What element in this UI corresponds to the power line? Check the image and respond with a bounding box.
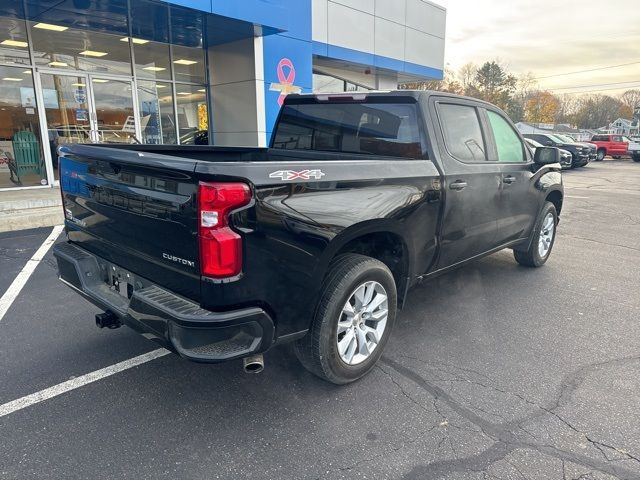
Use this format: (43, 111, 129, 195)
(548, 80, 640, 92)
(534, 61, 640, 80)
(558, 83, 640, 95)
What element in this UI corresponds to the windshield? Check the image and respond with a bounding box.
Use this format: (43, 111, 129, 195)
(546, 134, 566, 144)
(554, 134, 575, 143)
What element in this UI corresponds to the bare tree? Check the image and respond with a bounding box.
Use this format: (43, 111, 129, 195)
(620, 90, 640, 118)
(399, 67, 462, 94)
(459, 62, 478, 94)
(573, 95, 624, 129)
(555, 94, 577, 125)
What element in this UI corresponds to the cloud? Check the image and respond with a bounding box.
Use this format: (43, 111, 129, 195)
(436, 0, 640, 94)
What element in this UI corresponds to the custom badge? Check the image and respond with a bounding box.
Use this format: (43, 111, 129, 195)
(269, 169, 326, 181)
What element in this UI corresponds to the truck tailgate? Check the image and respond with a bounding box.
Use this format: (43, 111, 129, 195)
(59, 144, 202, 301)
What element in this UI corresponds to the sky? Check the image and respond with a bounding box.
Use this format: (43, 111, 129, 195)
(434, 0, 640, 96)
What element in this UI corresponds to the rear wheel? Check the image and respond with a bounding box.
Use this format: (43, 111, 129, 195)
(294, 254, 397, 384)
(514, 202, 557, 268)
(596, 149, 606, 161)
(633, 154, 640, 163)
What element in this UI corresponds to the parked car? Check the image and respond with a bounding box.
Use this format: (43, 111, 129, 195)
(523, 133, 590, 167)
(553, 134, 597, 162)
(590, 134, 630, 160)
(525, 138, 571, 169)
(628, 137, 640, 162)
(53, 91, 563, 384)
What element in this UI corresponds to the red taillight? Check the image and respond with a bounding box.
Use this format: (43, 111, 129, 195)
(198, 182, 251, 278)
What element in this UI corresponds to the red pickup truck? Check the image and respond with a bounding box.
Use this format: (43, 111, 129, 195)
(590, 134, 630, 160)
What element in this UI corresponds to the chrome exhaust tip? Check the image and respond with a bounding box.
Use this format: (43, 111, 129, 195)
(243, 354, 264, 374)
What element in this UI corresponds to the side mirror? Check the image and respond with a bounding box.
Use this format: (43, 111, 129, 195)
(534, 146, 560, 165)
(545, 141, 554, 146)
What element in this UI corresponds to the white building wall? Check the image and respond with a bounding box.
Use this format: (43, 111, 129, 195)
(208, 37, 267, 147)
(312, 0, 446, 71)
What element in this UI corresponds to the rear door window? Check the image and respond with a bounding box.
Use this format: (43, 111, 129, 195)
(271, 100, 424, 158)
(437, 103, 487, 162)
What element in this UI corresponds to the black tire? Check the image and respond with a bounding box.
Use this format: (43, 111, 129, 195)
(633, 155, 640, 163)
(294, 254, 397, 384)
(514, 202, 558, 268)
(596, 149, 606, 161)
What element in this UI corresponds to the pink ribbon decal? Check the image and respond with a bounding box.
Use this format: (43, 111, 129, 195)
(277, 58, 295, 85)
(271, 57, 301, 106)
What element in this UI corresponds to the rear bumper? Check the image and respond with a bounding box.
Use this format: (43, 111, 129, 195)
(53, 242, 274, 363)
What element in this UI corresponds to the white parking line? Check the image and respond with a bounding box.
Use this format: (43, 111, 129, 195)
(565, 195, 589, 199)
(0, 348, 170, 418)
(0, 225, 64, 323)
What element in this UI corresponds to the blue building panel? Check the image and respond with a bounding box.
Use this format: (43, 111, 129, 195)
(159, 0, 310, 40)
(262, 33, 313, 139)
(403, 62, 444, 80)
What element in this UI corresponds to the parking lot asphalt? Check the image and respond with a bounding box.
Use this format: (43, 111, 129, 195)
(1, 159, 639, 480)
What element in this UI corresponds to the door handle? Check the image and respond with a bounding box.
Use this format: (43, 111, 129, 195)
(503, 176, 517, 184)
(449, 180, 467, 191)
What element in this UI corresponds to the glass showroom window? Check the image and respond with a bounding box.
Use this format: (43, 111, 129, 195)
(0, 14, 30, 66)
(176, 85, 207, 144)
(172, 44, 206, 84)
(137, 80, 177, 144)
(0, 66, 47, 188)
(132, 40, 171, 81)
(30, 23, 131, 76)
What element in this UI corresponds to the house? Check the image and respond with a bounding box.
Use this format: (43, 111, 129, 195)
(603, 118, 640, 136)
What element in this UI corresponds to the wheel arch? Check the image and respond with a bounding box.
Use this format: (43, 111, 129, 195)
(318, 221, 413, 308)
(545, 189, 563, 216)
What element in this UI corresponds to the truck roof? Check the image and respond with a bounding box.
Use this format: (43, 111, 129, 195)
(284, 89, 501, 109)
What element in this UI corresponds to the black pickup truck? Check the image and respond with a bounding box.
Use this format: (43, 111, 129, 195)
(53, 91, 563, 384)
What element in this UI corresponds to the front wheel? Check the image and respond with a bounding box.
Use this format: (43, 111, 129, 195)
(632, 155, 640, 163)
(514, 202, 558, 268)
(596, 149, 606, 161)
(294, 254, 397, 384)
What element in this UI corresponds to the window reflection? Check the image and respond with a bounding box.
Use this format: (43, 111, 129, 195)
(134, 41, 171, 80)
(0, 66, 47, 188)
(176, 86, 208, 144)
(137, 80, 177, 144)
(172, 45, 205, 84)
(31, 24, 132, 75)
(0, 15, 30, 65)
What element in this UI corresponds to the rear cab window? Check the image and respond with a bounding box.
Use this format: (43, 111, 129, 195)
(271, 97, 425, 159)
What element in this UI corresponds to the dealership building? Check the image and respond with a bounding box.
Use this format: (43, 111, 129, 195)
(0, 0, 445, 192)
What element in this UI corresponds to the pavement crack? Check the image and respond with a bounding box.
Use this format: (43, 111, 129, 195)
(376, 364, 439, 419)
(381, 355, 640, 480)
(562, 234, 640, 253)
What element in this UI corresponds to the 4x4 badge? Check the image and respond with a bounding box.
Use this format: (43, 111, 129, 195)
(269, 169, 325, 181)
